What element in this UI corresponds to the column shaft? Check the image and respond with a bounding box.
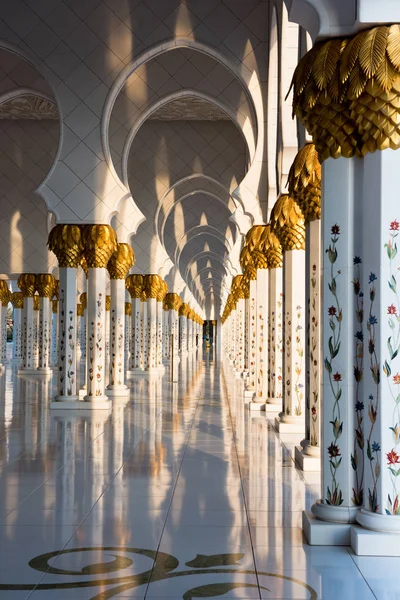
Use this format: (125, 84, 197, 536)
(276, 250, 306, 431)
(55, 268, 78, 400)
(84, 268, 109, 404)
(267, 268, 283, 407)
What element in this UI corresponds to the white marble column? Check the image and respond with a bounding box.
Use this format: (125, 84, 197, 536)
(228, 305, 236, 364)
(1, 299, 8, 365)
(17, 274, 36, 373)
(0, 281, 10, 367)
(296, 218, 322, 469)
(124, 302, 131, 375)
(187, 315, 193, 354)
(105, 295, 111, 386)
(156, 295, 164, 372)
(270, 195, 306, 433)
(170, 308, 180, 382)
(244, 278, 257, 398)
(105, 242, 135, 397)
(276, 250, 306, 432)
(51, 299, 58, 367)
(143, 275, 162, 376)
(54, 267, 79, 401)
(33, 296, 40, 369)
(107, 279, 129, 397)
(140, 298, 148, 371)
(353, 149, 400, 552)
(164, 294, 181, 382)
(179, 303, 189, 356)
(77, 304, 86, 364)
(84, 268, 109, 405)
(251, 268, 269, 410)
(131, 297, 142, 372)
(11, 292, 23, 366)
(305, 158, 362, 542)
(266, 267, 284, 411)
(125, 274, 144, 377)
(36, 274, 56, 375)
(146, 297, 158, 373)
(37, 297, 53, 374)
(235, 296, 246, 377)
(81, 224, 117, 407)
(163, 306, 170, 362)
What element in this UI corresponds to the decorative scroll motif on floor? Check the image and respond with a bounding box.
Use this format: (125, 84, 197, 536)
(0, 547, 318, 600)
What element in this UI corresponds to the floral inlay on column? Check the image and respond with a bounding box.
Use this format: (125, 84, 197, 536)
(270, 195, 306, 426)
(325, 224, 344, 506)
(107, 243, 134, 392)
(352, 256, 364, 506)
(294, 305, 304, 415)
(310, 266, 319, 444)
(17, 274, 37, 371)
(81, 224, 117, 402)
(384, 220, 400, 514)
(364, 271, 380, 512)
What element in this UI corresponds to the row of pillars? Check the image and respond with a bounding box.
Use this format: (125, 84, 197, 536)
(222, 137, 400, 554)
(1, 224, 204, 409)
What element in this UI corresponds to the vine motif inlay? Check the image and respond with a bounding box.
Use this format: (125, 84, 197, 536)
(325, 224, 344, 506)
(383, 220, 400, 514)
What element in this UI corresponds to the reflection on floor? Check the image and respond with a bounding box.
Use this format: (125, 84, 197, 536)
(0, 344, 390, 599)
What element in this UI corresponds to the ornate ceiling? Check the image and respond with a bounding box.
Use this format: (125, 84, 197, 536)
(0, 94, 58, 120)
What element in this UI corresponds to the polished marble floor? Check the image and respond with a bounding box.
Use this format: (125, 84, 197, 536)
(0, 344, 395, 599)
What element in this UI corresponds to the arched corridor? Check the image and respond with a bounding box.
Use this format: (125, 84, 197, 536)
(1, 0, 400, 597)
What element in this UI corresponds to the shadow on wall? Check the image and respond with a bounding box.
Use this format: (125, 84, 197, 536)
(0, 48, 60, 278)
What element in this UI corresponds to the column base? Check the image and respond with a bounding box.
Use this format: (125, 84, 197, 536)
(82, 395, 111, 409)
(10, 358, 22, 367)
(36, 367, 53, 377)
(106, 385, 130, 398)
(243, 388, 255, 400)
(312, 499, 359, 523)
(18, 368, 40, 376)
(265, 399, 282, 413)
(51, 395, 81, 409)
(303, 510, 352, 546)
(356, 507, 400, 533)
(275, 415, 305, 434)
(138, 368, 161, 378)
(126, 368, 144, 378)
(295, 446, 320, 471)
(351, 523, 400, 556)
(249, 400, 266, 411)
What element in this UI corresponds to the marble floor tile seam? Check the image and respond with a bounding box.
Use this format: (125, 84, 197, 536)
(20, 448, 168, 595)
(220, 371, 264, 599)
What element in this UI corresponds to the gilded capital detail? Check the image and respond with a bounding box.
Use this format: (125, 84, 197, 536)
(17, 274, 36, 297)
(107, 243, 135, 280)
(80, 292, 87, 309)
(270, 194, 306, 252)
(11, 291, 24, 309)
(126, 274, 144, 299)
(81, 225, 117, 269)
(163, 293, 183, 312)
(0, 281, 10, 306)
(35, 273, 56, 299)
(291, 24, 400, 160)
(287, 142, 321, 224)
(48, 224, 83, 268)
(143, 274, 162, 300)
